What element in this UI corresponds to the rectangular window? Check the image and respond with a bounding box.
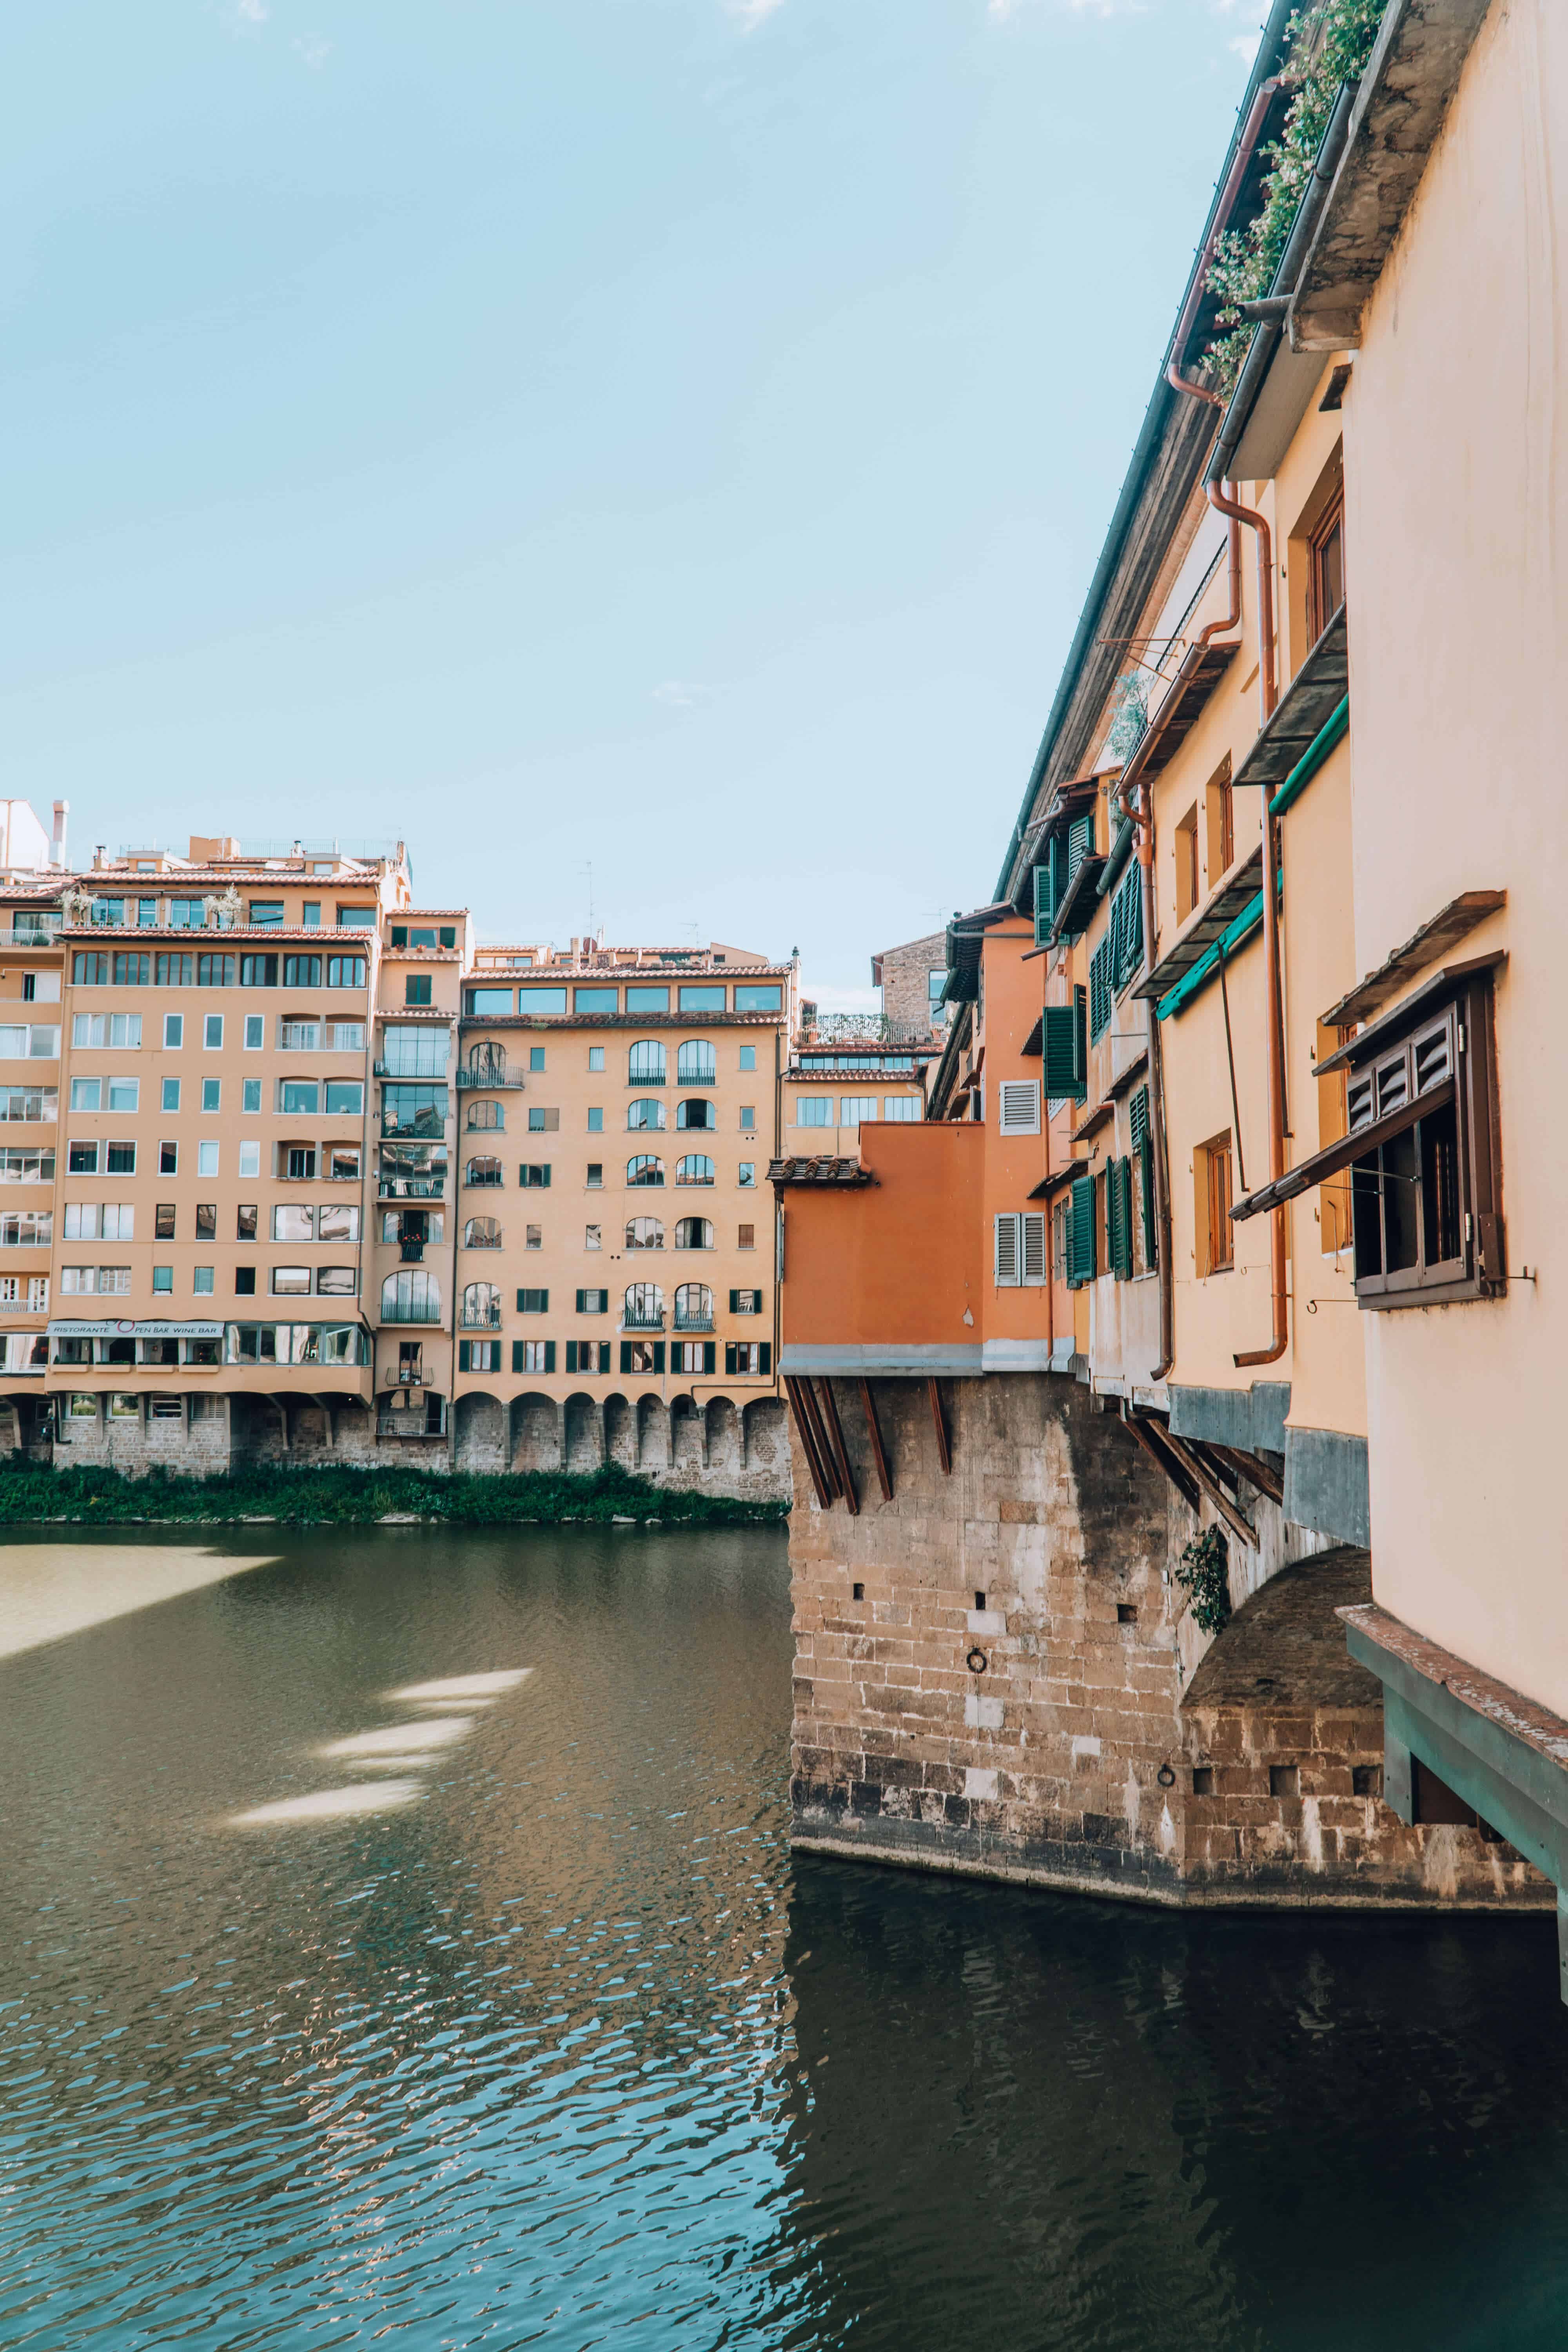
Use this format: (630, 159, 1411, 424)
(301, 903, 321, 929)
(196, 954, 235, 988)
(585, 1224, 601, 1249)
(526, 1224, 542, 1249)
(163, 1013, 183, 1049)
(1205, 754, 1234, 880)
(795, 1098, 833, 1127)
(195, 1203, 218, 1240)
(459, 1338, 503, 1373)
(106, 1078, 138, 1112)
(327, 956, 367, 988)
(160, 1140, 177, 1174)
(1198, 1134, 1234, 1275)
(204, 1014, 223, 1050)
(235, 1140, 259, 1180)
(739, 1163, 755, 1187)
(529, 1047, 546, 1072)
(620, 1339, 665, 1374)
(71, 1013, 141, 1049)
(68, 1140, 98, 1174)
(575, 1288, 609, 1314)
(517, 1287, 549, 1312)
(328, 1145, 360, 1180)
(283, 955, 322, 988)
(318, 1203, 359, 1242)
(234, 1266, 256, 1295)
(316, 1267, 357, 1296)
(738, 1223, 755, 1249)
(156, 1203, 176, 1240)
(625, 986, 669, 1013)
(586, 1163, 602, 1187)
(1176, 805, 1200, 923)
(512, 1339, 556, 1374)
(324, 1080, 363, 1115)
(70, 1078, 102, 1113)
(1067, 1174, 1096, 1288)
(198, 1141, 220, 1177)
(523, 1163, 552, 1187)
(465, 988, 514, 1016)
(248, 901, 284, 927)
(244, 1015, 264, 1049)
(237, 1205, 258, 1239)
(273, 1204, 314, 1241)
(587, 1106, 604, 1132)
(998, 1081, 1041, 1137)
(739, 1105, 755, 1132)
(161, 1077, 180, 1112)
(517, 989, 568, 1015)
(588, 1046, 605, 1072)
(881, 1096, 920, 1121)
(679, 985, 726, 1012)
(1308, 483, 1346, 644)
(574, 987, 619, 1013)
(193, 1266, 215, 1295)
(271, 1267, 311, 1296)
(73, 955, 109, 987)
(152, 1265, 172, 1294)
(240, 954, 278, 989)
(201, 1078, 221, 1112)
(154, 951, 194, 985)
(405, 975, 432, 1007)
(239, 1078, 261, 1115)
(724, 1341, 771, 1376)
(527, 1107, 560, 1132)
(281, 1080, 319, 1115)
(565, 1340, 611, 1374)
(728, 1287, 764, 1314)
(287, 1147, 317, 1180)
(336, 906, 377, 928)
(106, 1140, 135, 1174)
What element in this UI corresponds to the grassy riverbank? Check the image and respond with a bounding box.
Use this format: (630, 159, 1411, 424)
(0, 1459, 789, 1528)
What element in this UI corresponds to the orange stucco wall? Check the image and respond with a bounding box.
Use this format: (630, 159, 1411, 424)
(779, 1123, 983, 1350)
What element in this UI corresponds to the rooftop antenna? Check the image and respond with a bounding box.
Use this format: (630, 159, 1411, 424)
(578, 858, 595, 936)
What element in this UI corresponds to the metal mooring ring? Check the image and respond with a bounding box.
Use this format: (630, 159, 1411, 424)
(1157, 1764, 1177, 1788)
(966, 1648, 988, 1675)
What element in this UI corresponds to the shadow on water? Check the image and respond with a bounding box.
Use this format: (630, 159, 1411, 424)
(0, 1524, 1565, 2351)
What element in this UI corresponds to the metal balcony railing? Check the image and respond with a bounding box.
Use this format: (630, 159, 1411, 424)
(380, 1304, 443, 1326)
(673, 1310, 714, 1332)
(375, 1057, 449, 1080)
(0, 924, 62, 949)
(457, 1052, 524, 1089)
(622, 1308, 666, 1331)
(378, 1407, 448, 1438)
(0, 1298, 47, 1314)
(391, 1368, 432, 1386)
(378, 1177, 445, 1198)
(399, 1239, 425, 1262)
(459, 1307, 502, 1330)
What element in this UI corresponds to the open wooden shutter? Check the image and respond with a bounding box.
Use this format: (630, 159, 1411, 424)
(1067, 811, 1096, 879)
(759, 1343, 772, 1375)
(1042, 987, 1088, 1103)
(1033, 859, 1054, 946)
(995, 1212, 1020, 1286)
(544, 1341, 556, 1373)
(1021, 1210, 1047, 1285)
(1109, 1157, 1133, 1278)
(1069, 1174, 1096, 1286)
(703, 1341, 717, 1374)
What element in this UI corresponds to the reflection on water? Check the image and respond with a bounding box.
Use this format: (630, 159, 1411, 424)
(2, 1524, 1567, 2351)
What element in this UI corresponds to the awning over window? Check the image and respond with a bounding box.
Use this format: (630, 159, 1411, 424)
(1229, 1075, 1454, 1223)
(1318, 951, 1506, 1074)
(1230, 608, 1347, 795)
(1132, 844, 1262, 1003)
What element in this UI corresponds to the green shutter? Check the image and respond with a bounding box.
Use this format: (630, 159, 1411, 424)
(728, 1289, 740, 1312)
(1106, 1156, 1123, 1279)
(1110, 1156, 1134, 1279)
(1089, 940, 1112, 1040)
(1043, 1000, 1087, 1102)
(575, 1288, 586, 1312)
(544, 1341, 556, 1374)
(458, 1340, 470, 1372)
(512, 1341, 525, 1373)
(760, 1343, 772, 1375)
(620, 1341, 632, 1374)
(704, 1341, 717, 1374)
(724, 1343, 737, 1374)
(1033, 860, 1055, 945)
(1140, 1139, 1157, 1268)
(653, 1342, 666, 1373)
(1069, 1174, 1096, 1286)
(1067, 810, 1095, 879)
(1129, 1083, 1149, 1154)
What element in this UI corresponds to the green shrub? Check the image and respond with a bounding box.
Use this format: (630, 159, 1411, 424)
(0, 1456, 788, 1528)
(1174, 1524, 1233, 1637)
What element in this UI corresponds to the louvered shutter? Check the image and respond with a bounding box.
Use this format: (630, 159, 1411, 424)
(1069, 1175, 1096, 1286)
(512, 1341, 525, 1373)
(1021, 1211, 1047, 1286)
(575, 1288, 586, 1312)
(1042, 987, 1088, 1103)
(1110, 1156, 1134, 1279)
(1129, 1084, 1149, 1154)
(999, 1080, 1040, 1135)
(1033, 861, 1054, 946)
(544, 1342, 556, 1373)
(458, 1341, 471, 1372)
(1090, 939, 1112, 1040)
(565, 1341, 578, 1374)
(703, 1341, 717, 1374)
(995, 1212, 1020, 1286)
(1067, 811, 1095, 879)
(759, 1343, 772, 1374)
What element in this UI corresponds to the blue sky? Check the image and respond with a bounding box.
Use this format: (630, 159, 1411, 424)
(1, 1, 1265, 999)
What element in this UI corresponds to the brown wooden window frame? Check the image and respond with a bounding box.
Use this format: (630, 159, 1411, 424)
(1307, 485, 1346, 647)
(1198, 1132, 1234, 1275)
(1346, 976, 1503, 1309)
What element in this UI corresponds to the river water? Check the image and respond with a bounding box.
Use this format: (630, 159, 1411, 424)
(2, 1524, 1567, 2352)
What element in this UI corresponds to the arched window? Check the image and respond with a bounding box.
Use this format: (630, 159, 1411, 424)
(463, 1216, 502, 1249)
(461, 1280, 502, 1328)
(627, 1154, 664, 1187)
(624, 1281, 664, 1329)
(381, 1269, 441, 1323)
(675, 1155, 714, 1186)
(674, 1282, 713, 1330)
(625, 1216, 664, 1250)
(676, 1098, 715, 1131)
(675, 1218, 714, 1250)
(627, 1098, 666, 1131)
(628, 1040, 666, 1085)
(466, 1099, 504, 1130)
(677, 1040, 716, 1085)
(467, 1042, 510, 1087)
(465, 1154, 503, 1187)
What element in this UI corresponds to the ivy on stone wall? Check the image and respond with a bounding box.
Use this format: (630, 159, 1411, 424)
(1175, 1524, 1233, 1637)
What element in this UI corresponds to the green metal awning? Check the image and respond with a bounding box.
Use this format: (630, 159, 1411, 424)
(1132, 844, 1261, 1003)
(1232, 606, 1347, 793)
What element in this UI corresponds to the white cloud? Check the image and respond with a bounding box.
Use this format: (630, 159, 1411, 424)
(293, 32, 332, 67)
(724, 0, 787, 27)
(230, 0, 269, 27)
(988, 0, 1145, 17)
(653, 681, 718, 710)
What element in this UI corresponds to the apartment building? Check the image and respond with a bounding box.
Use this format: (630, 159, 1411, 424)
(43, 838, 408, 1468)
(443, 939, 795, 1493)
(773, 0, 1560, 1947)
(780, 1029, 930, 1164)
(0, 882, 67, 1454)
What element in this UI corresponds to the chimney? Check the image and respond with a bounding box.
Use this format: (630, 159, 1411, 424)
(93, 844, 105, 871)
(52, 800, 68, 869)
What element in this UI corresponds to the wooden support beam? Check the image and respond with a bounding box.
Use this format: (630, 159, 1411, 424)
(1205, 1439, 1285, 1506)
(1119, 1408, 1201, 1513)
(928, 1378, 951, 1476)
(1157, 1425, 1256, 1547)
(784, 1377, 833, 1510)
(860, 1378, 893, 1502)
(798, 1376, 841, 1501)
(818, 1378, 860, 1516)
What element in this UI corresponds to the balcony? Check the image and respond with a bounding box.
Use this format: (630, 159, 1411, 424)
(391, 1368, 432, 1386)
(399, 1239, 425, 1262)
(622, 1309, 666, 1332)
(375, 1056, 448, 1080)
(378, 1177, 445, 1199)
(0, 1297, 47, 1314)
(457, 1054, 525, 1090)
(380, 1303, 443, 1326)
(458, 1308, 502, 1330)
(0, 923, 61, 949)
(673, 1310, 714, 1332)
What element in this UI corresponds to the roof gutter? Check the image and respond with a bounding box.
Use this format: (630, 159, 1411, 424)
(1205, 78, 1361, 489)
(989, 0, 1303, 908)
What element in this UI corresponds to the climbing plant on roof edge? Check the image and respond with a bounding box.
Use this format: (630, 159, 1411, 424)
(1202, 0, 1387, 394)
